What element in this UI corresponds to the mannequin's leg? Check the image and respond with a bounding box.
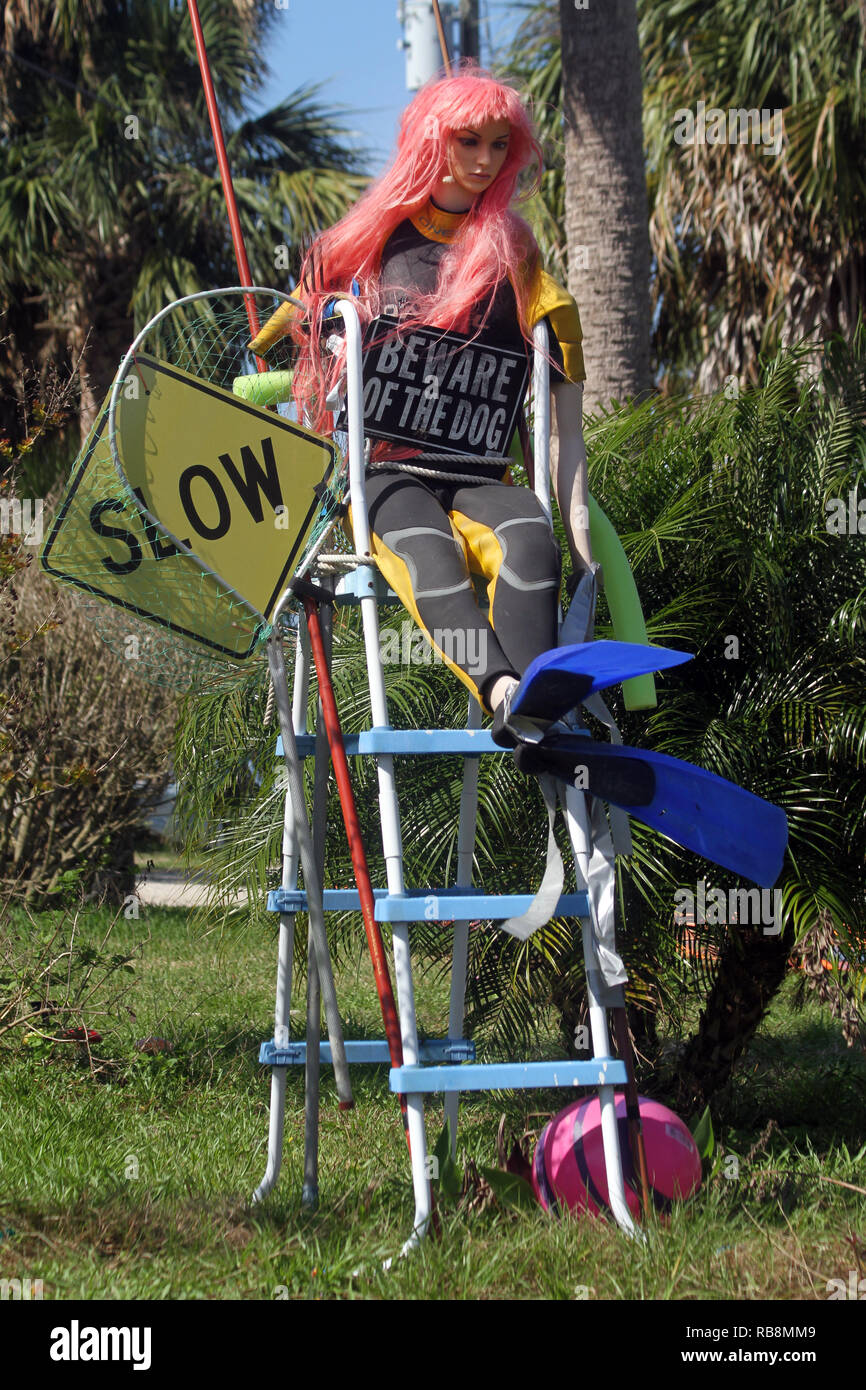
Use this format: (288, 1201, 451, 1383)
(449, 482, 562, 678)
(362, 471, 518, 709)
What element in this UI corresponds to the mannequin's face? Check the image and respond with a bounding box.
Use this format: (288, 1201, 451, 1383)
(432, 118, 511, 210)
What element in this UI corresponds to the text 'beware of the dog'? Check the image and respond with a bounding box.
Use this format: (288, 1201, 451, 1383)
(349, 317, 528, 458)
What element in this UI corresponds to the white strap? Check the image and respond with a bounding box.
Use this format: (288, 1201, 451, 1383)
(496, 562, 634, 944)
(581, 690, 633, 857)
(498, 773, 564, 941)
(562, 781, 629, 997)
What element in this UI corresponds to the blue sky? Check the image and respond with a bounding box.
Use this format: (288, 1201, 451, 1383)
(252, 1, 522, 173)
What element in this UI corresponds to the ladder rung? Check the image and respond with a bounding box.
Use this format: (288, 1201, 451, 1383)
(278, 734, 315, 757)
(377, 889, 590, 922)
(259, 1037, 476, 1066)
(389, 1059, 628, 1093)
(267, 886, 590, 920)
(275, 727, 504, 758)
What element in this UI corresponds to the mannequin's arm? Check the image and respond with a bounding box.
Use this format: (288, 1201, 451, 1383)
(551, 379, 592, 572)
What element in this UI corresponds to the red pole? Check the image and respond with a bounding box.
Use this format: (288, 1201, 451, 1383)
(186, 0, 263, 356)
(432, 0, 453, 75)
(303, 597, 404, 1071)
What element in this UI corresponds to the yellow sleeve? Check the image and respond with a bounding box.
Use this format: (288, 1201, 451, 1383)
(524, 264, 586, 385)
(248, 289, 308, 356)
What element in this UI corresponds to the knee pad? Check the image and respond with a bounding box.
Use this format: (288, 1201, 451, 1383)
(378, 524, 474, 601)
(493, 515, 561, 593)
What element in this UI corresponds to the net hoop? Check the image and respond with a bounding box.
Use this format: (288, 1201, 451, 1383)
(107, 286, 305, 630)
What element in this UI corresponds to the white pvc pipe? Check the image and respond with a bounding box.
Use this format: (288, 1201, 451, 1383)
(444, 696, 482, 1154)
(563, 783, 636, 1238)
(338, 300, 432, 1247)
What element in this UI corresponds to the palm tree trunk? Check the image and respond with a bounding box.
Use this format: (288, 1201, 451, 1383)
(65, 253, 135, 442)
(673, 923, 794, 1109)
(558, 0, 653, 412)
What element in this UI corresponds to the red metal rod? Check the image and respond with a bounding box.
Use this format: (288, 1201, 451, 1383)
(302, 599, 404, 1069)
(305, 596, 429, 1195)
(186, 0, 263, 355)
(432, 0, 453, 75)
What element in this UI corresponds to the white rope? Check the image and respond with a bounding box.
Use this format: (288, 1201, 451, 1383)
(314, 552, 372, 572)
(367, 455, 511, 485)
(263, 678, 276, 727)
(410, 453, 511, 464)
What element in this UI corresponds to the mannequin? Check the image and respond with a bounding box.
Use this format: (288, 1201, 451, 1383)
(251, 67, 593, 741)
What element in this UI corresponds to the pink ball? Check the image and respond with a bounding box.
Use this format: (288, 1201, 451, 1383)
(531, 1094, 701, 1218)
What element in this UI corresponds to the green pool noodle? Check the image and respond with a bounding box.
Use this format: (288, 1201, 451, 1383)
(232, 370, 294, 408)
(508, 430, 656, 709)
(588, 494, 656, 710)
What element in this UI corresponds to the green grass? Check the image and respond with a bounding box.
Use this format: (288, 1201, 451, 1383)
(0, 906, 864, 1300)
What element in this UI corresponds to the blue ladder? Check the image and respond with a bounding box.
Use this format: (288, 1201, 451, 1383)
(258, 684, 632, 1236)
(252, 311, 637, 1245)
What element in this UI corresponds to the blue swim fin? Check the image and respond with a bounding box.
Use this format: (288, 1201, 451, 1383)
(515, 737, 788, 888)
(507, 641, 692, 724)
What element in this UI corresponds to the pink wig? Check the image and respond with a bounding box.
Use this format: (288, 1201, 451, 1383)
(292, 65, 544, 432)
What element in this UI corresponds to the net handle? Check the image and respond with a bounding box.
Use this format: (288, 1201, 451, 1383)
(106, 286, 302, 630)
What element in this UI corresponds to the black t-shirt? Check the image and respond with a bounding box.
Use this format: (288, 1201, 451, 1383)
(378, 219, 564, 379)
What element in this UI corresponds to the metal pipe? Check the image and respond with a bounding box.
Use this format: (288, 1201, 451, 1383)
(432, 0, 453, 74)
(562, 783, 636, 1238)
(339, 299, 433, 1247)
(252, 625, 307, 1204)
(267, 632, 353, 1109)
(532, 323, 552, 520)
(444, 695, 482, 1155)
(303, 585, 334, 1209)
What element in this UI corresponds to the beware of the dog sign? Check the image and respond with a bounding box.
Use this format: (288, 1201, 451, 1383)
(342, 316, 528, 458)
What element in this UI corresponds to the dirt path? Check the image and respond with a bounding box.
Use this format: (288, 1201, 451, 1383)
(135, 871, 249, 909)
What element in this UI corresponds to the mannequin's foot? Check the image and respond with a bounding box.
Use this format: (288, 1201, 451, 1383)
(491, 680, 569, 749)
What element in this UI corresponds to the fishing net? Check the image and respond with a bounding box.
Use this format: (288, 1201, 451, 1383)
(40, 287, 348, 690)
